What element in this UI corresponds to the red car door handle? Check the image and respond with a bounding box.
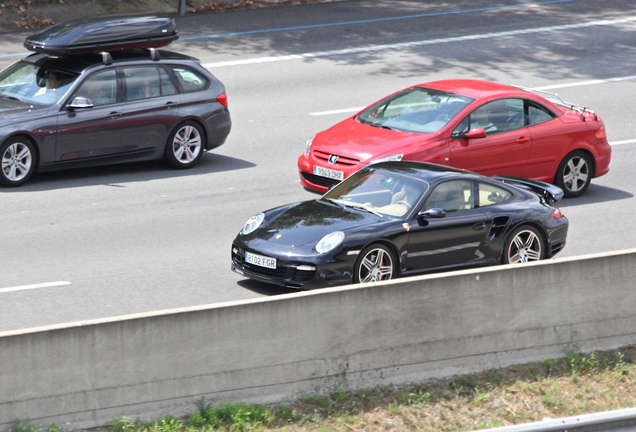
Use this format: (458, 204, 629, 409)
(516, 137, 530, 144)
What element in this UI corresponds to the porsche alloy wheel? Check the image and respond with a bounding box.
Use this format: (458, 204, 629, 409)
(165, 121, 204, 169)
(503, 225, 545, 264)
(556, 150, 592, 198)
(0, 138, 36, 187)
(354, 244, 396, 283)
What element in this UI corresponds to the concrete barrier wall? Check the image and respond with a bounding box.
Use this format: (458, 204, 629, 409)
(2, 249, 636, 429)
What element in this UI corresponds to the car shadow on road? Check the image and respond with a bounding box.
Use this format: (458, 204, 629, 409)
(0, 153, 256, 192)
(236, 279, 302, 296)
(557, 184, 634, 208)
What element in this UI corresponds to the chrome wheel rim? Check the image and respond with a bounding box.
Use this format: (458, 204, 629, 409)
(508, 230, 542, 263)
(358, 248, 393, 283)
(172, 125, 201, 164)
(562, 156, 589, 193)
(2, 142, 32, 182)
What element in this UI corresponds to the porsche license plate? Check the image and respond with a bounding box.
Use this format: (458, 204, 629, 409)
(313, 165, 344, 181)
(245, 251, 276, 269)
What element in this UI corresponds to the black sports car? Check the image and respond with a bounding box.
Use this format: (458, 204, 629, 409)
(231, 161, 569, 290)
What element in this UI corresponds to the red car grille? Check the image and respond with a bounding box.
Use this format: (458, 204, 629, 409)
(301, 171, 341, 188)
(313, 150, 360, 167)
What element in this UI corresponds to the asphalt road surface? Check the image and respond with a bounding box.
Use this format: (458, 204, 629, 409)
(1, 0, 635, 332)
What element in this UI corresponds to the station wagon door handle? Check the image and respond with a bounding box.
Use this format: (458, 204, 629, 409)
(472, 222, 486, 231)
(516, 136, 530, 144)
(109, 111, 123, 119)
(165, 102, 177, 109)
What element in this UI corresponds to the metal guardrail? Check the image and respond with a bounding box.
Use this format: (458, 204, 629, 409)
(477, 408, 636, 432)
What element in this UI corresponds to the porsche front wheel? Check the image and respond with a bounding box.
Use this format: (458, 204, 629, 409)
(354, 244, 397, 283)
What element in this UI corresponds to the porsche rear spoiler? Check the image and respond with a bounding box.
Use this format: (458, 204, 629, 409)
(511, 84, 598, 121)
(492, 176, 564, 203)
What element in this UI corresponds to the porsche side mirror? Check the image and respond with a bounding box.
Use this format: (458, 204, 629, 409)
(418, 208, 446, 219)
(67, 96, 93, 110)
(465, 128, 487, 139)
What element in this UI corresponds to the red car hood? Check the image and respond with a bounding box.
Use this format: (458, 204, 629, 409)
(313, 117, 438, 162)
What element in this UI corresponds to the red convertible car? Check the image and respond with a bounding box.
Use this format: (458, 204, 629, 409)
(297, 80, 611, 198)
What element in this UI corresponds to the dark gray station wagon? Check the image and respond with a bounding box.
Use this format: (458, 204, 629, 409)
(0, 16, 231, 186)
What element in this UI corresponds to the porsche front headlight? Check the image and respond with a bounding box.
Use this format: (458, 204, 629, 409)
(241, 213, 264, 235)
(316, 231, 344, 254)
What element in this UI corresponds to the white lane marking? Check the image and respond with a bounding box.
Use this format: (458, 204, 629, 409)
(309, 107, 364, 116)
(202, 16, 636, 68)
(610, 139, 636, 146)
(0, 281, 71, 294)
(536, 75, 636, 90)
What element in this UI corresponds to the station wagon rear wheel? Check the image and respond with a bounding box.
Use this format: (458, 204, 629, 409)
(503, 225, 545, 264)
(354, 244, 397, 284)
(0, 137, 36, 187)
(555, 150, 592, 198)
(165, 121, 204, 169)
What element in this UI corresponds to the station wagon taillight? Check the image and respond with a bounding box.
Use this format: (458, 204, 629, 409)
(217, 92, 228, 107)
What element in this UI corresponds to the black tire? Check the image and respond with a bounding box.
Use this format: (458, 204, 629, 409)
(0, 137, 36, 187)
(353, 243, 397, 284)
(502, 225, 545, 264)
(164, 121, 205, 169)
(555, 150, 592, 198)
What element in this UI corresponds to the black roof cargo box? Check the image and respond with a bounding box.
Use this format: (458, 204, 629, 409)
(24, 15, 179, 56)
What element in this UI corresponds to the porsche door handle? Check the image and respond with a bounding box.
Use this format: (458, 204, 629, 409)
(472, 222, 486, 231)
(516, 137, 530, 144)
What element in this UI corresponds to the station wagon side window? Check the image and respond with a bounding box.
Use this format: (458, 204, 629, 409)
(476, 182, 512, 207)
(75, 69, 117, 106)
(527, 101, 556, 126)
(170, 67, 208, 92)
(123, 67, 165, 101)
(425, 180, 475, 213)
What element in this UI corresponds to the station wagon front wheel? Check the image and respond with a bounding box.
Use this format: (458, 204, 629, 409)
(165, 121, 204, 169)
(0, 137, 36, 187)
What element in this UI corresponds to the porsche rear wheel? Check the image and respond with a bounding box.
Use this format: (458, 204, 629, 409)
(354, 244, 397, 283)
(555, 150, 592, 198)
(503, 225, 545, 264)
(0, 137, 36, 187)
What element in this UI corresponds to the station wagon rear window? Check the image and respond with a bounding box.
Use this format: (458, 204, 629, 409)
(170, 67, 208, 92)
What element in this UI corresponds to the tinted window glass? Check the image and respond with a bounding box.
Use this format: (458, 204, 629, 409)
(356, 87, 474, 134)
(462, 99, 525, 135)
(171, 67, 208, 92)
(124, 67, 161, 101)
(477, 183, 512, 207)
(75, 70, 117, 106)
(159, 68, 177, 96)
(0, 61, 79, 106)
(425, 181, 475, 213)
(528, 103, 556, 126)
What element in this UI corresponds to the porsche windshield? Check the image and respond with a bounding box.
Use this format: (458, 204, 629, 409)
(323, 168, 429, 218)
(356, 87, 474, 133)
(0, 61, 79, 106)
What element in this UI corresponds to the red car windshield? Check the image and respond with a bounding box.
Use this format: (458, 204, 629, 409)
(356, 87, 474, 134)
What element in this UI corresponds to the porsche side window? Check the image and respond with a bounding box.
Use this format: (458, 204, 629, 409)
(528, 103, 556, 126)
(75, 70, 117, 106)
(425, 180, 475, 213)
(171, 67, 208, 92)
(477, 183, 512, 207)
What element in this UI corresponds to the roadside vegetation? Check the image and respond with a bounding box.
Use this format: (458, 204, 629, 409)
(8, 344, 636, 432)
